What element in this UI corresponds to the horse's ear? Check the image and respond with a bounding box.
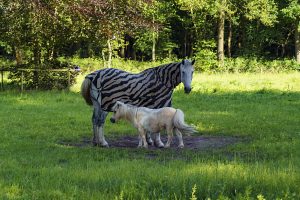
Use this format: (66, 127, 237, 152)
(191, 59, 195, 65)
(181, 60, 185, 65)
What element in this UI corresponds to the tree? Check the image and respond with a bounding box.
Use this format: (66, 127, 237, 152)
(282, 0, 300, 63)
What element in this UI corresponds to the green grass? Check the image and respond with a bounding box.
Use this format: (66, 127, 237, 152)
(0, 72, 300, 199)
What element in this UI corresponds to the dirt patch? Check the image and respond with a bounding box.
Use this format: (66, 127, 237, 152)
(58, 135, 242, 150)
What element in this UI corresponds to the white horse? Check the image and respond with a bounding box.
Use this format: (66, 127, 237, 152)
(110, 101, 196, 148)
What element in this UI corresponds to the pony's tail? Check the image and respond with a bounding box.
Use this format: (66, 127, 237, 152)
(81, 78, 93, 106)
(173, 109, 196, 135)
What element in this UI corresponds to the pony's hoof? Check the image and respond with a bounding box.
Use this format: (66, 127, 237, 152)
(178, 144, 184, 148)
(164, 144, 170, 148)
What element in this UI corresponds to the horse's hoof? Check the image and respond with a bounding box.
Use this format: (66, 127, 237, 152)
(155, 141, 165, 148)
(178, 144, 184, 148)
(92, 141, 100, 146)
(164, 144, 170, 148)
(101, 142, 109, 148)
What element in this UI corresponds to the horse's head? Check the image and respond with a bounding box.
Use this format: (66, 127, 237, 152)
(180, 59, 195, 94)
(110, 101, 125, 123)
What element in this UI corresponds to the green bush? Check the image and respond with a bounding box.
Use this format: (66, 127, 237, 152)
(221, 57, 300, 73)
(44, 56, 300, 75)
(59, 57, 180, 73)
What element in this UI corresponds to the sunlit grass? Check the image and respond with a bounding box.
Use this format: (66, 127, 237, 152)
(0, 72, 300, 199)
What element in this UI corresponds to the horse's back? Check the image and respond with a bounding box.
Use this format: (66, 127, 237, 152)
(85, 67, 172, 111)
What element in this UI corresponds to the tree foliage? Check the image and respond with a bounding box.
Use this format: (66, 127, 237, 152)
(0, 0, 300, 69)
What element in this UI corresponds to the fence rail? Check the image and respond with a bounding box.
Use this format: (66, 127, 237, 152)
(0, 68, 78, 91)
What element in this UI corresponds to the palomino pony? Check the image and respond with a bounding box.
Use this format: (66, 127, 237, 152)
(110, 101, 196, 148)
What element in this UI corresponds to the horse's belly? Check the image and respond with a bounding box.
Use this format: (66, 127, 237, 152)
(142, 116, 165, 133)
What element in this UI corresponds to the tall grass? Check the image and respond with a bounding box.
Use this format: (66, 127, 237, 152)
(0, 72, 300, 199)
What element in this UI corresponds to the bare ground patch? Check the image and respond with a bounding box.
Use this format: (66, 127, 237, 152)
(58, 135, 243, 151)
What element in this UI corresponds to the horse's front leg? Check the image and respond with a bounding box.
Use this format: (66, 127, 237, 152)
(146, 132, 154, 146)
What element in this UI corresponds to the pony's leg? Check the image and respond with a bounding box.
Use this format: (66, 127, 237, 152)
(174, 128, 184, 148)
(138, 135, 143, 148)
(165, 128, 173, 148)
(138, 128, 148, 148)
(153, 133, 164, 148)
(146, 132, 154, 146)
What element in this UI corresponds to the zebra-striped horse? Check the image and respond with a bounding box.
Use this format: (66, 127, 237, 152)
(81, 59, 195, 147)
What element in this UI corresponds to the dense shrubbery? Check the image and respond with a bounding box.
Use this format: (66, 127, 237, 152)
(7, 60, 80, 90)
(61, 57, 300, 74)
(2, 57, 299, 91)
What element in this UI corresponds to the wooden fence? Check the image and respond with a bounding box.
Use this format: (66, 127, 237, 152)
(0, 68, 78, 91)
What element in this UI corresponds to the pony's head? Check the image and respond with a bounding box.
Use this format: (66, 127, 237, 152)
(110, 101, 126, 123)
(180, 59, 195, 94)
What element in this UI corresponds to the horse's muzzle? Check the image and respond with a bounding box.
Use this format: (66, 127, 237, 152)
(184, 87, 191, 94)
(110, 118, 116, 123)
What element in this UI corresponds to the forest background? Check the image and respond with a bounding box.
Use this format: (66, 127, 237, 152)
(0, 0, 300, 78)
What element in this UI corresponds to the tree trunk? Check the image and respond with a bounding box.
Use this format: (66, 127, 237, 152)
(33, 42, 41, 65)
(107, 39, 112, 68)
(217, 7, 225, 66)
(295, 20, 300, 63)
(119, 46, 125, 58)
(33, 40, 41, 89)
(133, 49, 137, 60)
(281, 44, 286, 58)
(118, 36, 125, 58)
(15, 47, 23, 65)
(227, 20, 232, 58)
(102, 50, 106, 68)
(152, 31, 156, 62)
(184, 31, 187, 57)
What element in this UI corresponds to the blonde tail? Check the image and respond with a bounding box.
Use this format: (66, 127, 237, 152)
(81, 78, 93, 106)
(173, 109, 196, 135)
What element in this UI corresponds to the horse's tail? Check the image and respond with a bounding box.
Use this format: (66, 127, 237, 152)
(81, 78, 93, 106)
(173, 109, 196, 135)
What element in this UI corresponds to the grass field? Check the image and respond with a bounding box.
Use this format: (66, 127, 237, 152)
(0, 72, 300, 199)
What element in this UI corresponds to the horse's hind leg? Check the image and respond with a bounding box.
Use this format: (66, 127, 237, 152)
(91, 86, 109, 147)
(165, 127, 174, 148)
(174, 128, 184, 148)
(92, 109, 108, 147)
